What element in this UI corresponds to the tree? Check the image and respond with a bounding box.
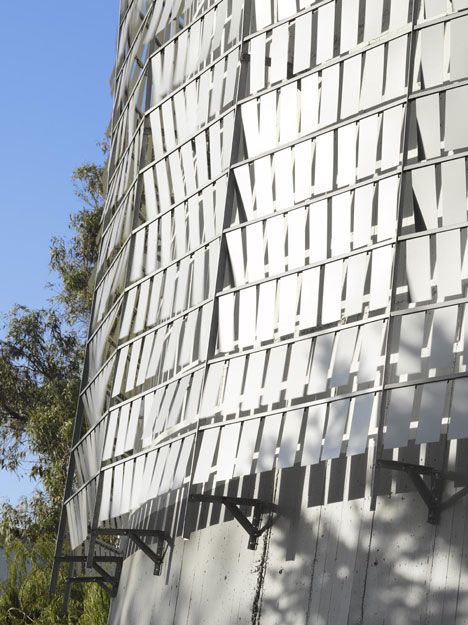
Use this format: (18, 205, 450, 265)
(49, 161, 106, 328)
(0, 149, 109, 623)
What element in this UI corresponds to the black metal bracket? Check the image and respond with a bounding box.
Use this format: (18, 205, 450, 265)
(376, 459, 468, 524)
(189, 494, 279, 550)
(92, 528, 172, 575)
(62, 558, 123, 613)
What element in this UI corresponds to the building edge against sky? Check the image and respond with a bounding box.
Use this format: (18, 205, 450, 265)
(52, 0, 468, 623)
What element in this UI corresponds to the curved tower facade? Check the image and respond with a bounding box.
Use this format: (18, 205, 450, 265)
(53, 1, 468, 623)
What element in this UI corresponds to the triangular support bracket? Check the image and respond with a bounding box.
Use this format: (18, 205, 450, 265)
(62, 557, 123, 613)
(376, 459, 468, 524)
(189, 494, 280, 550)
(93, 528, 172, 576)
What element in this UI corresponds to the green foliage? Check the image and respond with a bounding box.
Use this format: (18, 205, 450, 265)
(0, 535, 108, 625)
(0, 151, 109, 622)
(49, 162, 105, 327)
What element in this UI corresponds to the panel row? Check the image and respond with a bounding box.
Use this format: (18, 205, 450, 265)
(151, 0, 242, 105)
(112, 302, 213, 398)
(205, 321, 387, 419)
(114, 0, 222, 116)
(92, 243, 129, 329)
(193, 395, 378, 484)
(218, 247, 393, 351)
(247, 0, 410, 96)
(408, 84, 468, 163)
(97, 187, 136, 277)
(226, 177, 398, 287)
(413, 15, 468, 91)
(234, 106, 405, 222)
(384, 376, 468, 447)
(122, 239, 219, 339)
(243, 35, 408, 158)
(74, 366, 205, 487)
(66, 478, 98, 550)
(150, 49, 240, 161)
(143, 110, 234, 218)
(98, 433, 195, 523)
(133, 176, 226, 279)
(389, 304, 468, 384)
(400, 227, 468, 306)
(401, 156, 468, 235)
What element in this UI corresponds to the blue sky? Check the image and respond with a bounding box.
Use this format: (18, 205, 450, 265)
(0, 2, 118, 501)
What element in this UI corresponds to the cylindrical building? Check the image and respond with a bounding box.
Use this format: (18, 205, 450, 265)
(52, 1, 468, 623)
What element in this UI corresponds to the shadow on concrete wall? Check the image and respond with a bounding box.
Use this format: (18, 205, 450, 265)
(109, 432, 468, 625)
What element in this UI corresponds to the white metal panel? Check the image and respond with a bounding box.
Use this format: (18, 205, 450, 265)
(192, 427, 219, 483)
(274, 148, 294, 210)
(257, 280, 277, 342)
(242, 351, 266, 411)
(246, 221, 265, 282)
(263, 345, 287, 405)
(406, 237, 432, 303)
(441, 158, 466, 225)
(450, 16, 468, 80)
(445, 85, 468, 151)
(316, 2, 335, 64)
(322, 399, 350, 460)
(294, 140, 313, 202)
(385, 36, 407, 99)
(416, 381, 447, 444)
(299, 268, 320, 330)
(239, 286, 257, 347)
(345, 253, 368, 316)
(255, 156, 275, 216)
(286, 339, 312, 400)
(293, 12, 312, 74)
(429, 307, 457, 371)
(322, 261, 343, 324)
(348, 394, 374, 456)
(250, 34, 266, 93)
(234, 419, 259, 477)
(200, 362, 224, 416)
(226, 229, 245, 286)
(357, 114, 380, 179)
(172, 434, 195, 489)
(320, 64, 340, 127)
(353, 184, 374, 248)
(222, 355, 246, 414)
(337, 124, 357, 187)
(314, 132, 334, 193)
(380, 106, 403, 172)
(308, 333, 333, 394)
(369, 246, 393, 310)
(218, 293, 235, 353)
(278, 275, 298, 336)
(278, 409, 303, 469)
(411, 166, 438, 229)
(436, 230, 461, 298)
(331, 192, 351, 256)
(216, 423, 241, 482)
(256, 413, 282, 472)
(301, 404, 326, 465)
(397, 312, 425, 377)
(360, 46, 384, 110)
(266, 215, 286, 274)
(270, 23, 289, 84)
(331, 327, 358, 387)
(341, 55, 361, 118)
(384, 386, 415, 449)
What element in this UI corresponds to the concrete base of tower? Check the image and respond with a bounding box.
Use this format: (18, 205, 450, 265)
(108, 487, 468, 625)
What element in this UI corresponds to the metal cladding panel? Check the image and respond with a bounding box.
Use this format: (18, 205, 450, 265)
(57, 1, 468, 596)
